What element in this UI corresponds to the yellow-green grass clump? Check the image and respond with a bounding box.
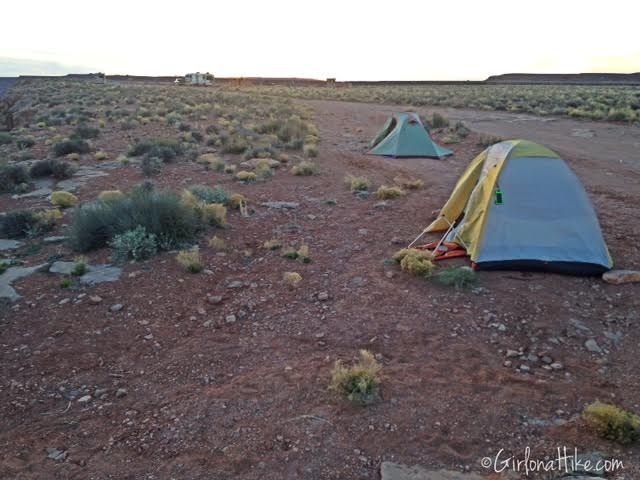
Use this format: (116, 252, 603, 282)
(376, 185, 406, 200)
(583, 401, 640, 445)
(392, 248, 435, 277)
(176, 250, 203, 273)
(51, 191, 78, 208)
(329, 350, 382, 406)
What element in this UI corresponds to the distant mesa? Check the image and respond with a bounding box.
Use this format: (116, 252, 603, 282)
(485, 72, 640, 85)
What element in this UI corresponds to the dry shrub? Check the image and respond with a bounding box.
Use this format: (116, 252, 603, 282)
(224, 164, 237, 174)
(95, 151, 108, 161)
(176, 250, 203, 273)
(344, 174, 370, 192)
(201, 203, 227, 226)
(393, 248, 434, 277)
(376, 185, 405, 200)
(235, 170, 256, 182)
(394, 176, 424, 190)
(98, 190, 124, 202)
(208, 235, 226, 250)
(36, 209, 63, 226)
(283, 271, 302, 287)
(263, 239, 282, 250)
(255, 159, 274, 178)
(291, 161, 319, 176)
(583, 401, 640, 445)
(51, 191, 78, 208)
(329, 350, 382, 406)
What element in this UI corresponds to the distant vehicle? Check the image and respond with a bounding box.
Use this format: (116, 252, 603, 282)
(182, 72, 214, 86)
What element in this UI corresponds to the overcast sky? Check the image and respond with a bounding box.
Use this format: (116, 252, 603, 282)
(1, 0, 639, 80)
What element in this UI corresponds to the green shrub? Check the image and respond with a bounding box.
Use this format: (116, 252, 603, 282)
(235, 170, 256, 182)
(330, 350, 382, 406)
(423, 112, 449, 129)
(433, 267, 478, 289)
(0, 132, 13, 145)
(16, 136, 36, 149)
(72, 124, 100, 139)
(0, 209, 46, 238)
(53, 138, 90, 157)
(69, 189, 203, 252)
(110, 226, 158, 262)
(141, 156, 164, 176)
(188, 185, 230, 205)
(583, 401, 640, 445)
(128, 138, 184, 162)
(59, 278, 70, 288)
(0, 164, 30, 193)
(72, 256, 88, 276)
(255, 159, 274, 178)
(29, 159, 74, 179)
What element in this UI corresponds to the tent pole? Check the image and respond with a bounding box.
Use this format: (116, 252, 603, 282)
(407, 229, 428, 248)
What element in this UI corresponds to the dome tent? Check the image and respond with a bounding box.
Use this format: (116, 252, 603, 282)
(421, 140, 612, 275)
(369, 112, 453, 158)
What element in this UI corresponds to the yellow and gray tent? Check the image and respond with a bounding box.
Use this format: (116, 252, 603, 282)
(424, 140, 612, 275)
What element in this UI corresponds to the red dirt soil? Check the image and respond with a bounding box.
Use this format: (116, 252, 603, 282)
(1, 98, 639, 479)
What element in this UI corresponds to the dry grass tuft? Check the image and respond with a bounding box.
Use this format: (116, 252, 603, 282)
(51, 191, 78, 208)
(394, 176, 424, 190)
(98, 190, 124, 202)
(393, 248, 434, 277)
(344, 174, 370, 192)
(291, 161, 319, 176)
(176, 250, 203, 273)
(283, 271, 302, 287)
(376, 185, 405, 200)
(235, 170, 257, 182)
(208, 235, 226, 250)
(329, 350, 382, 406)
(263, 239, 282, 250)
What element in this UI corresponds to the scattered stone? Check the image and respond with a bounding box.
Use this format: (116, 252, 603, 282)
(56, 179, 79, 192)
(203, 320, 213, 327)
(240, 158, 281, 169)
(380, 462, 483, 480)
(225, 314, 237, 324)
(49, 261, 77, 275)
(569, 318, 591, 332)
(207, 295, 223, 305)
(358, 228, 368, 236)
(604, 330, 623, 346)
(374, 201, 387, 209)
(58, 298, 70, 305)
(0, 263, 49, 301)
(603, 269, 640, 285)
(110, 303, 124, 312)
(94, 388, 108, 398)
(261, 201, 299, 210)
(80, 265, 122, 285)
(46, 447, 67, 462)
(354, 191, 369, 200)
(115, 388, 127, 398)
(584, 339, 602, 354)
(43, 236, 68, 244)
(89, 295, 103, 305)
(317, 292, 329, 301)
(227, 281, 243, 289)
(550, 362, 564, 370)
(12, 187, 52, 200)
(0, 239, 23, 251)
(77, 395, 91, 403)
(144, 334, 153, 340)
(505, 349, 521, 358)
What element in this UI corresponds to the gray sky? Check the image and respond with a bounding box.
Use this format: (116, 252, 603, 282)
(1, 0, 639, 80)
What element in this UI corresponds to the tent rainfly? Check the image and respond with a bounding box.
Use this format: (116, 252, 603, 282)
(369, 112, 453, 158)
(419, 139, 612, 275)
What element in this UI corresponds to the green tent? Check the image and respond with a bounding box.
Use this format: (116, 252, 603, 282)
(369, 112, 453, 158)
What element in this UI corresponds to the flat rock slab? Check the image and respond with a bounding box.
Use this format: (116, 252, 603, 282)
(240, 158, 281, 169)
(381, 463, 485, 480)
(56, 179, 79, 192)
(43, 236, 68, 244)
(80, 265, 122, 285)
(0, 263, 49, 301)
(49, 261, 77, 275)
(0, 239, 23, 251)
(12, 187, 52, 200)
(603, 269, 640, 284)
(261, 201, 299, 210)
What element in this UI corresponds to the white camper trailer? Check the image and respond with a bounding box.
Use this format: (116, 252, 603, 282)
(184, 72, 214, 86)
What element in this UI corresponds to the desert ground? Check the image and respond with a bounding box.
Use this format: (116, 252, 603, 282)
(1, 80, 639, 479)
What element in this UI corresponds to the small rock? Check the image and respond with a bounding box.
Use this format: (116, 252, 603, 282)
(0, 239, 23, 251)
(115, 388, 127, 398)
(207, 295, 223, 305)
(227, 281, 243, 289)
(203, 320, 213, 327)
(110, 303, 124, 312)
(358, 228, 368, 236)
(550, 362, 564, 370)
(585, 339, 602, 354)
(43, 236, 68, 244)
(374, 201, 387, 210)
(225, 314, 237, 324)
(602, 269, 640, 285)
(89, 295, 102, 305)
(58, 298, 70, 305)
(46, 447, 67, 462)
(94, 388, 108, 398)
(77, 395, 92, 403)
(317, 292, 329, 301)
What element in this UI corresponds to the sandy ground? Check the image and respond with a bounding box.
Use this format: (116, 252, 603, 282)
(1, 97, 639, 479)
